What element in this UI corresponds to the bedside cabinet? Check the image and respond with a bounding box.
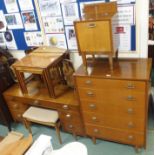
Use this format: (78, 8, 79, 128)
(74, 58, 152, 150)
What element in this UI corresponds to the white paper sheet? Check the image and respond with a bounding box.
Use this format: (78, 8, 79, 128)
(21, 11, 37, 31)
(4, 0, 19, 13)
(18, 0, 34, 11)
(60, 0, 76, 3)
(65, 26, 77, 50)
(61, 2, 79, 25)
(24, 31, 43, 46)
(5, 13, 23, 29)
(46, 34, 67, 49)
(0, 10, 7, 32)
(0, 33, 6, 46)
(112, 5, 135, 25)
(4, 30, 17, 49)
(42, 16, 64, 34)
(110, 0, 135, 4)
(38, 0, 61, 17)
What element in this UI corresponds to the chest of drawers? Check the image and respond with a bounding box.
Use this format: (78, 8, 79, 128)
(74, 59, 152, 149)
(3, 81, 85, 137)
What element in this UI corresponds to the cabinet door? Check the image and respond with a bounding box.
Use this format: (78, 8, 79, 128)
(75, 21, 112, 52)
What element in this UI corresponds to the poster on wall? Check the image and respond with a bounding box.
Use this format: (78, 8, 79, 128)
(4, 0, 19, 13)
(21, 11, 37, 31)
(60, 0, 76, 3)
(18, 0, 34, 11)
(80, 1, 105, 17)
(61, 2, 79, 25)
(42, 16, 64, 34)
(4, 30, 17, 49)
(24, 31, 43, 46)
(65, 26, 77, 50)
(0, 33, 6, 46)
(38, 0, 61, 17)
(0, 11, 7, 32)
(5, 13, 23, 29)
(46, 34, 67, 49)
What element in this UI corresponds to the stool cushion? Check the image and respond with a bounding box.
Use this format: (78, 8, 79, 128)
(23, 107, 59, 123)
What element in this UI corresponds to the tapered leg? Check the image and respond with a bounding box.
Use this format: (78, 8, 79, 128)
(81, 54, 87, 72)
(108, 54, 113, 71)
(23, 118, 32, 134)
(92, 137, 96, 144)
(55, 123, 62, 144)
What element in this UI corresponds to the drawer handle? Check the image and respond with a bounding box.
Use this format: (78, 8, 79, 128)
(68, 125, 73, 129)
(63, 105, 69, 110)
(87, 91, 94, 96)
(127, 83, 135, 89)
(128, 135, 134, 140)
(33, 100, 39, 105)
(92, 116, 97, 121)
(88, 23, 96, 28)
(85, 80, 92, 85)
(89, 104, 96, 109)
(128, 122, 134, 128)
(127, 108, 134, 114)
(127, 96, 135, 101)
(13, 104, 19, 109)
(93, 129, 99, 133)
(66, 114, 71, 118)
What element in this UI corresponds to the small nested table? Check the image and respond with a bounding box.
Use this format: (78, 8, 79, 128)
(13, 46, 68, 98)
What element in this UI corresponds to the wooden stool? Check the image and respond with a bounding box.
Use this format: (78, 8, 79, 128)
(22, 106, 62, 144)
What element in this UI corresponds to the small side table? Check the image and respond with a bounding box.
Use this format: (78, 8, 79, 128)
(13, 47, 68, 98)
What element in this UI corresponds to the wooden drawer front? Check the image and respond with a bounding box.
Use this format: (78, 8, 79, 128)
(78, 88, 102, 101)
(81, 101, 145, 119)
(7, 101, 28, 111)
(10, 110, 27, 122)
(80, 99, 145, 114)
(85, 124, 144, 146)
(75, 21, 111, 52)
(83, 112, 144, 132)
(61, 121, 85, 135)
(76, 77, 145, 92)
(59, 110, 82, 123)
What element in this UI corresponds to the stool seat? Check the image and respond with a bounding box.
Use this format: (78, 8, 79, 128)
(23, 107, 58, 124)
(22, 106, 62, 144)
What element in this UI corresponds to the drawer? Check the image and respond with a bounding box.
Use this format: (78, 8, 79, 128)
(76, 77, 145, 92)
(10, 110, 28, 122)
(83, 112, 145, 132)
(7, 101, 28, 111)
(61, 121, 85, 136)
(59, 110, 82, 123)
(85, 124, 144, 146)
(81, 101, 145, 119)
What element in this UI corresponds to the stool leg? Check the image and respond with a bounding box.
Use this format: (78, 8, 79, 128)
(23, 118, 32, 134)
(73, 132, 77, 140)
(55, 123, 62, 144)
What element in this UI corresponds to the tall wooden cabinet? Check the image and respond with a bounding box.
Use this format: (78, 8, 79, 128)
(74, 58, 152, 149)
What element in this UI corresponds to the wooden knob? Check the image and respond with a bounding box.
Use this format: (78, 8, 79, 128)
(89, 104, 96, 109)
(85, 80, 92, 85)
(128, 135, 134, 140)
(87, 91, 94, 96)
(128, 122, 134, 128)
(63, 105, 69, 110)
(66, 114, 71, 118)
(68, 125, 73, 129)
(94, 129, 99, 133)
(33, 100, 39, 105)
(17, 114, 21, 118)
(127, 108, 133, 114)
(92, 116, 97, 121)
(13, 104, 19, 109)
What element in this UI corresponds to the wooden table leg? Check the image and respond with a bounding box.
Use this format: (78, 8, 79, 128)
(43, 69, 56, 98)
(15, 70, 28, 94)
(108, 54, 113, 71)
(81, 54, 87, 72)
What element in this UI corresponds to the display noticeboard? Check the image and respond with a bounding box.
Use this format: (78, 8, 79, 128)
(0, 0, 136, 52)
